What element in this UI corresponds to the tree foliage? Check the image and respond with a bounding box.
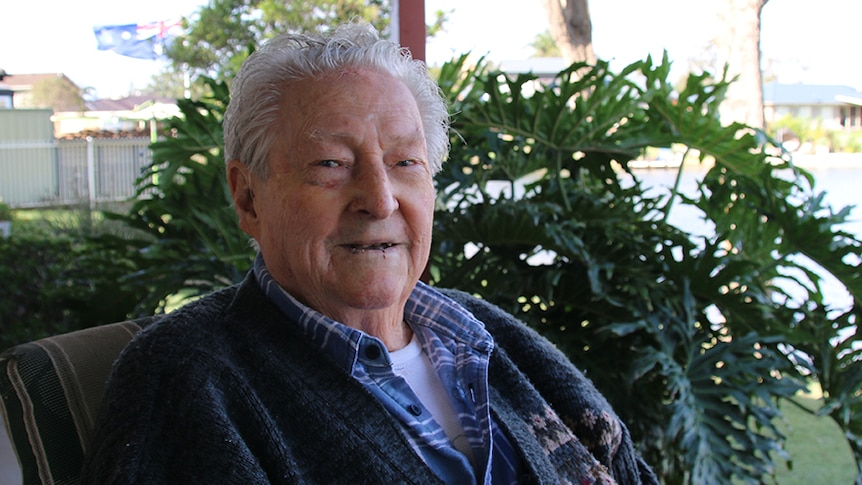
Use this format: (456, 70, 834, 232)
(153, 0, 448, 97)
(530, 30, 562, 58)
(104, 55, 861, 484)
(30, 77, 85, 112)
(167, 0, 389, 82)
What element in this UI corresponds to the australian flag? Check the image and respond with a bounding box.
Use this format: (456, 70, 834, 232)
(94, 19, 182, 60)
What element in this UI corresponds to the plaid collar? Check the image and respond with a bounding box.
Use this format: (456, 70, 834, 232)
(252, 254, 494, 374)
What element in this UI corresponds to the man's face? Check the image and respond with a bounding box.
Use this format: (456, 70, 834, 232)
(229, 68, 435, 324)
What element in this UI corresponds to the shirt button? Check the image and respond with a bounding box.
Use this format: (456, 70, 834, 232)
(407, 404, 422, 416)
(364, 344, 381, 360)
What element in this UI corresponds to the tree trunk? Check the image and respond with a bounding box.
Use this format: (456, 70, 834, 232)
(717, 0, 768, 129)
(542, 0, 596, 65)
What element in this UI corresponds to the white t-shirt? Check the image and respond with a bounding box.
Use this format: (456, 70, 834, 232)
(390, 335, 474, 462)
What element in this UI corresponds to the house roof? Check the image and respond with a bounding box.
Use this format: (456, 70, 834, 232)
(2, 73, 78, 91)
(763, 82, 862, 105)
(86, 95, 176, 112)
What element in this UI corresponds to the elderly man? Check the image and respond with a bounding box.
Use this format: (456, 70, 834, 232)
(82, 22, 657, 484)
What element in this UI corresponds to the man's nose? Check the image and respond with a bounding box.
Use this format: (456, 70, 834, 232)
(349, 161, 398, 219)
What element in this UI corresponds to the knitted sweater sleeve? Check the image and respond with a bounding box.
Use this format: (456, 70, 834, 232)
(438, 288, 658, 485)
(80, 326, 285, 484)
(79, 286, 307, 484)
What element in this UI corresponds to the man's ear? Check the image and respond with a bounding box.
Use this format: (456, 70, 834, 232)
(227, 159, 258, 236)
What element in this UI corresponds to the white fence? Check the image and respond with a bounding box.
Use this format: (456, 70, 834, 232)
(0, 137, 153, 208)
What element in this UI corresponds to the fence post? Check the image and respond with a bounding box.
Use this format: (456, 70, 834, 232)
(86, 136, 96, 209)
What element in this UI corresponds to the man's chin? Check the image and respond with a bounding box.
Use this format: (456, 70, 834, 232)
(330, 277, 415, 311)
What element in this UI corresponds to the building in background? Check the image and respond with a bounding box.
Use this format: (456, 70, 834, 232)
(1, 73, 84, 111)
(0, 72, 177, 207)
(0, 72, 178, 138)
(763, 82, 862, 131)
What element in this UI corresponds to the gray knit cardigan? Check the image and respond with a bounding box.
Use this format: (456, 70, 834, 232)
(81, 274, 657, 484)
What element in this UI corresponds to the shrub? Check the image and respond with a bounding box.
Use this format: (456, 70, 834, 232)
(0, 234, 145, 350)
(0, 200, 12, 221)
(432, 54, 861, 483)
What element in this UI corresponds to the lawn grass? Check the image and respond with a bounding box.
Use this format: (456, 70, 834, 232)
(772, 385, 857, 484)
(9, 207, 100, 237)
(10, 204, 138, 239)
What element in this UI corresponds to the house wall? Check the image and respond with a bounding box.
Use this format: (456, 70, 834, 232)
(840, 106, 862, 129)
(765, 103, 855, 131)
(6, 74, 81, 110)
(52, 112, 142, 137)
(12, 90, 37, 109)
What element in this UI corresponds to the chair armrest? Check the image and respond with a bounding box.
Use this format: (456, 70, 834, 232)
(0, 319, 147, 485)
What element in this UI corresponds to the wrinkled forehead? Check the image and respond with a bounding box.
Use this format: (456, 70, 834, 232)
(279, 69, 425, 142)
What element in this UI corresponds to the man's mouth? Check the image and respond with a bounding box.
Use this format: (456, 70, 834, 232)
(347, 243, 397, 254)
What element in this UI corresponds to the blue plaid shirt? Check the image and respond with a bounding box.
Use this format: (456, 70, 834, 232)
(253, 256, 522, 484)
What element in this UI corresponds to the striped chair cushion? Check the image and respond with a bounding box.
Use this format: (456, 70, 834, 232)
(0, 320, 147, 485)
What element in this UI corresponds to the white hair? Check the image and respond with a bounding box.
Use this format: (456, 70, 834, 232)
(223, 22, 450, 178)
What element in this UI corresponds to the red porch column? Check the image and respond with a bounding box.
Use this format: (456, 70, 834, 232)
(395, 0, 426, 61)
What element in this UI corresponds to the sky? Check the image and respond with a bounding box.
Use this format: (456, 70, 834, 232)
(1, 0, 859, 99)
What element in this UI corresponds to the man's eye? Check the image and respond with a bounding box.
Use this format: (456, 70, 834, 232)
(396, 159, 416, 167)
(318, 160, 340, 168)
